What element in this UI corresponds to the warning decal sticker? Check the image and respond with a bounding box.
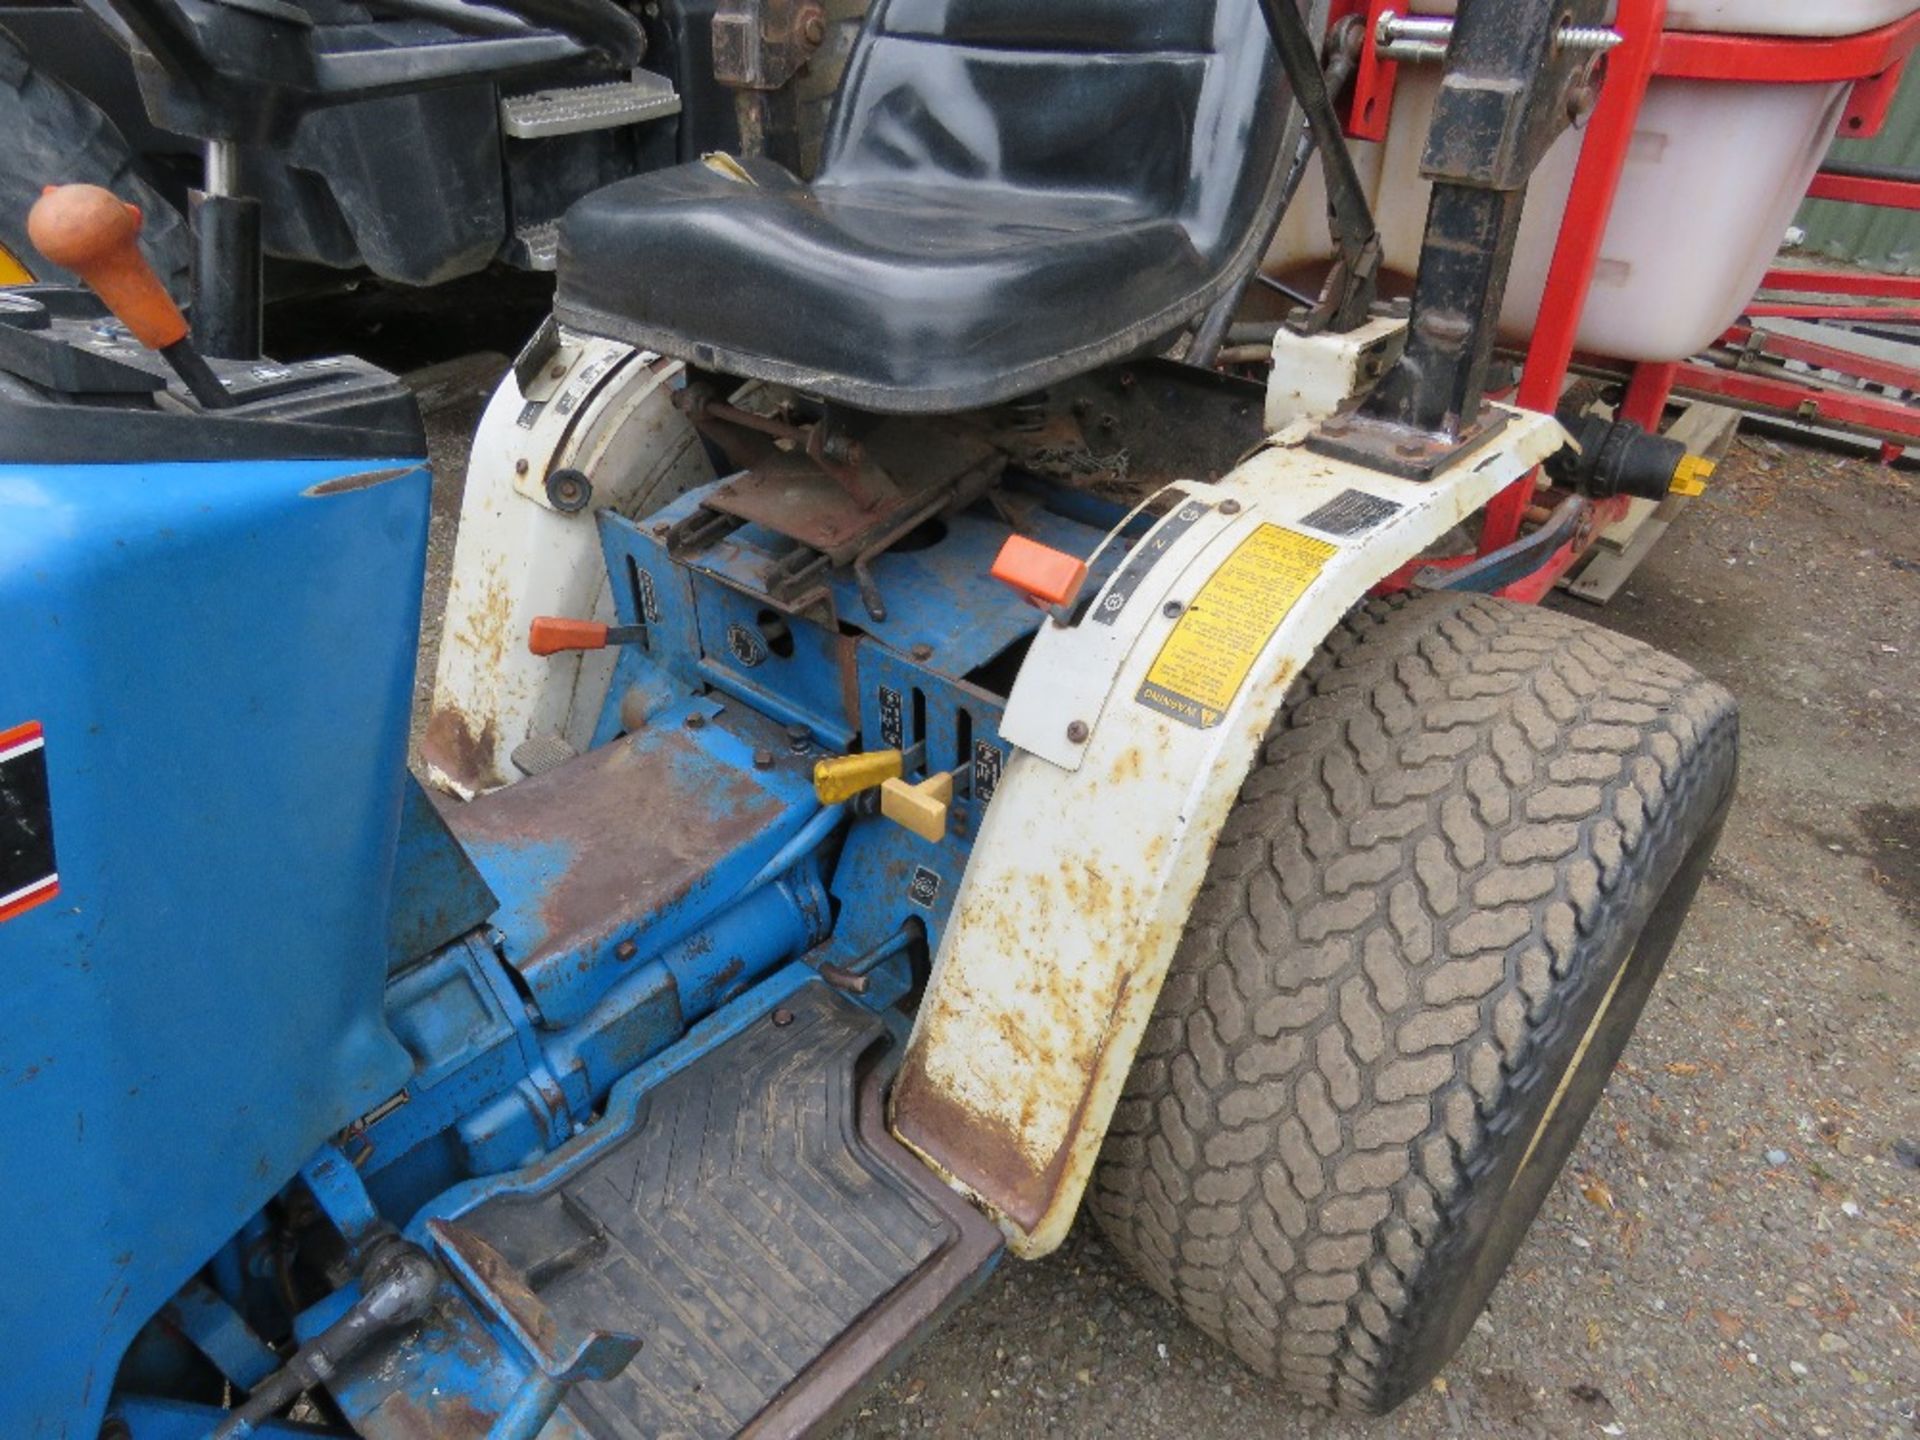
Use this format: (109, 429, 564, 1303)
(1136, 525, 1338, 729)
(0, 721, 58, 924)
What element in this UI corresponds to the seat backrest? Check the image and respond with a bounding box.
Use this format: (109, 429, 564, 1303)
(818, 0, 1288, 261)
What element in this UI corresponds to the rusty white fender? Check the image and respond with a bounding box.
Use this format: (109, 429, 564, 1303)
(424, 333, 714, 797)
(890, 407, 1568, 1257)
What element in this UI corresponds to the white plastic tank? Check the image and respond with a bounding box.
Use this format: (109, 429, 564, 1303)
(1265, 2, 1918, 362)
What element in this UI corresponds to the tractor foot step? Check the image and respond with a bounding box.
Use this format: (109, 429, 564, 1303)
(500, 74, 682, 139)
(333, 984, 1001, 1439)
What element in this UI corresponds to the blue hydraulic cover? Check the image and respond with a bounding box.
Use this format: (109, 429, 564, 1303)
(0, 456, 429, 1439)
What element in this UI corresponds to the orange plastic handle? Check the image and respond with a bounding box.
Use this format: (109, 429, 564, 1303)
(528, 616, 610, 656)
(990, 534, 1088, 610)
(27, 184, 188, 350)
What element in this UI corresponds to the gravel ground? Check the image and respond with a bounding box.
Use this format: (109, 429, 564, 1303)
(420, 376, 1918, 1439)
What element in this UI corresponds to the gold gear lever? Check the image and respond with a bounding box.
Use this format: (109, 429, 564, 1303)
(812, 749, 904, 805)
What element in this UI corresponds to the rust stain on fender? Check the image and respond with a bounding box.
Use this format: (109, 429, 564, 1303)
(422, 704, 500, 794)
(894, 968, 1135, 1234)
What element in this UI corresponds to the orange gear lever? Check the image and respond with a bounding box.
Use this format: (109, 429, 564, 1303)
(27, 183, 231, 408)
(29, 185, 186, 348)
(528, 616, 648, 656)
(990, 534, 1089, 612)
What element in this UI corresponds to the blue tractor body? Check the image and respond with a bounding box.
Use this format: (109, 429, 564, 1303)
(0, 454, 429, 1436)
(0, 290, 1147, 1436)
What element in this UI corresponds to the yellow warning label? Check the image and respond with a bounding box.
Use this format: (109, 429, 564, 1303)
(1136, 524, 1337, 729)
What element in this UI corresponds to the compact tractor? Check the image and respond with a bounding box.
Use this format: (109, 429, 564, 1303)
(1, 0, 1741, 1436)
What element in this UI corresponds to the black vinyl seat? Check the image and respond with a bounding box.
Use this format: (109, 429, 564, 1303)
(554, 0, 1293, 413)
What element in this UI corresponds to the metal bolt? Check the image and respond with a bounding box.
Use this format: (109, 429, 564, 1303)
(1219, 498, 1242, 515)
(799, 9, 826, 45)
(1066, 720, 1090, 744)
(615, 938, 638, 961)
(514, 458, 530, 476)
(753, 748, 775, 771)
(1553, 23, 1622, 53)
(786, 723, 812, 753)
(1375, 11, 1619, 63)
(545, 467, 593, 513)
(548, 362, 567, 379)
(1163, 600, 1185, 618)
(684, 713, 706, 730)
(910, 642, 934, 661)
(772, 1007, 795, 1027)
(652, 521, 671, 536)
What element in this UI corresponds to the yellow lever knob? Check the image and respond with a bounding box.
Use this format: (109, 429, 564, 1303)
(813, 749, 903, 804)
(880, 771, 953, 843)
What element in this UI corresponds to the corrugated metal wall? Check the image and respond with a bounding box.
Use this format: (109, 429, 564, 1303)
(1793, 63, 1920, 275)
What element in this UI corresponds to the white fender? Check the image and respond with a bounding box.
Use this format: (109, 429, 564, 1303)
(424, 333, 714, 796)
(891, 408, 1568, 1256)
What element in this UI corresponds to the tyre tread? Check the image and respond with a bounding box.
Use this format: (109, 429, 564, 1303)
(1092, 593, 1736, 1412)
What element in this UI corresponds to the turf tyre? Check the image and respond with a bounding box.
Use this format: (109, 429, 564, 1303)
(1092, 592, 1737, 1413)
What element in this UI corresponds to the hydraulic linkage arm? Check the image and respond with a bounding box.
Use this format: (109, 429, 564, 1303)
(1309, 0, 1614, 478)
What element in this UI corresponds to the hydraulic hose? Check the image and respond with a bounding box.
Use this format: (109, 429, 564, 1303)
(206, 1238, 439, 1440)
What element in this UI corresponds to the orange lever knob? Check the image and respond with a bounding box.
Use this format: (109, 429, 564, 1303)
(529, 617, 610, 656)
(27, 184, 188, 350)
(991, 534, 1089, 610)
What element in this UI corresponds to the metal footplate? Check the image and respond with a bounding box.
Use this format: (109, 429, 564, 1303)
(334, 983, 1001, 1439)
(500, 74, 682, 139)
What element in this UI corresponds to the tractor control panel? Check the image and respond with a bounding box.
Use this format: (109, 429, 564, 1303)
(0, 287, 424, 463)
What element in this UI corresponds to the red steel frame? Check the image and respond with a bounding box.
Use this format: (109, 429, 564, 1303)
(1345, 4, 1920, 599)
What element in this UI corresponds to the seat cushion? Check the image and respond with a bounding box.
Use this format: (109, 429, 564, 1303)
(556, 161, 1210, 412)
(553, 0, 1291, 412)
